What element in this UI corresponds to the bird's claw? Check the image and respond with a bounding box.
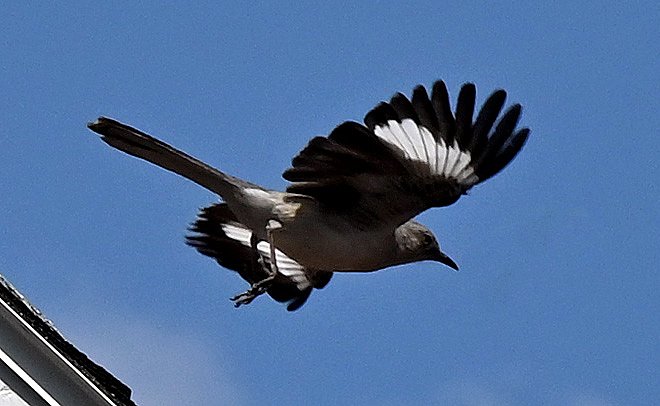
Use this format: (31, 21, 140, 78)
(230, 275, 276, 308)
(230, 290, 261, 307)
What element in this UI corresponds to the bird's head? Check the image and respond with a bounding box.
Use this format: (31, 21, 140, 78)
(395, 220, 459, 271)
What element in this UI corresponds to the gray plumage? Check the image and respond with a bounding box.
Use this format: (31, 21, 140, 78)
(87, 80, 529, 311)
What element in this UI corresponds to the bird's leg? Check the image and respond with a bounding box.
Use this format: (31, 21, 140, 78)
(265, 219, 282, 275)
(244, 220, 281, 290)
(245, 219, 282, 290)
(230, 256, 271, 308)
(229, 220, 283, 308)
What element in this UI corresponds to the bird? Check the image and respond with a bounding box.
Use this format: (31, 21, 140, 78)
(87, 80, 529, 311)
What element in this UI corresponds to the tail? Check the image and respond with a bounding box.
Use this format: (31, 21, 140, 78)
(87, 117, 255, 196)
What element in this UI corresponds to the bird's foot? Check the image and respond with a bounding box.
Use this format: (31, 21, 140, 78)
(230, 274, 276, 308)
(230, 290, 260, 307)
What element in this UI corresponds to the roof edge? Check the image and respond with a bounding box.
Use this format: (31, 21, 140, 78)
(0, 274, 136, 406)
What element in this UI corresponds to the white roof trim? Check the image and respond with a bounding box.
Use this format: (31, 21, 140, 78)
(0, 282, 127, 406)
(0, 346, 60, 406)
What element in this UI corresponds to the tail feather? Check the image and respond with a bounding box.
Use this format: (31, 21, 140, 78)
(87, 117, 256, 197)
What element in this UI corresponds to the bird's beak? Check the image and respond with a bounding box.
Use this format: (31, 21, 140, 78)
(435, 251, 459, 271)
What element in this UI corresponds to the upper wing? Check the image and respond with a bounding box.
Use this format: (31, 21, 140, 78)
(186, 204, 331, 311)
(283, 80, 529, 228)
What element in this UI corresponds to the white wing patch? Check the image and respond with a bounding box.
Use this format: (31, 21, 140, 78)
(220, 223, 252, 246)
(256, 241, 311, 290)
(374, 119, 477, 185)
(220, 223, 311, 291)
(374, 121, 405, 155)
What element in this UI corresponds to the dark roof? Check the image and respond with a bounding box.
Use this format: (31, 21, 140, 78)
(0, 274, 136, 406)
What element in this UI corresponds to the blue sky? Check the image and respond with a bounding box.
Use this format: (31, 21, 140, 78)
(1, 2, 658, 405)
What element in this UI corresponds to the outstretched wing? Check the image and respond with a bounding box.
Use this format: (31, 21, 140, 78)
(186, 204, 332, 311)
(283, 81, 529, 228)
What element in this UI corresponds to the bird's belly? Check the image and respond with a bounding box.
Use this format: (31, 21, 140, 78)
(274, 219, 395, 271)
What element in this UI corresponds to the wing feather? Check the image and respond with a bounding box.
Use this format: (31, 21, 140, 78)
(283, 81, 529, 228)
(186, 204, 332, 311)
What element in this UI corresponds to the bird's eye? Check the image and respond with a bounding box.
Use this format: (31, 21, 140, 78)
(423, 234, 434, 246)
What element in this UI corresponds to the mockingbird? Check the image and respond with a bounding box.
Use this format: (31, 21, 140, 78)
(88, 80, 529, 311)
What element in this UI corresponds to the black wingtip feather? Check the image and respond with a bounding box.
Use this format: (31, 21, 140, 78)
(475, 103, 522, 161)
(389, 92, 418, 122)
(431, 80, 455, 143)
(470, 89, 507, 157)
(455, 83, 477, 149)
(475, 108, 530, 182)
(411, 85, 439, 133)
(490, 104, 522, 147)
(364, 102, 400, 130)
(476, 126, 529, 181)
